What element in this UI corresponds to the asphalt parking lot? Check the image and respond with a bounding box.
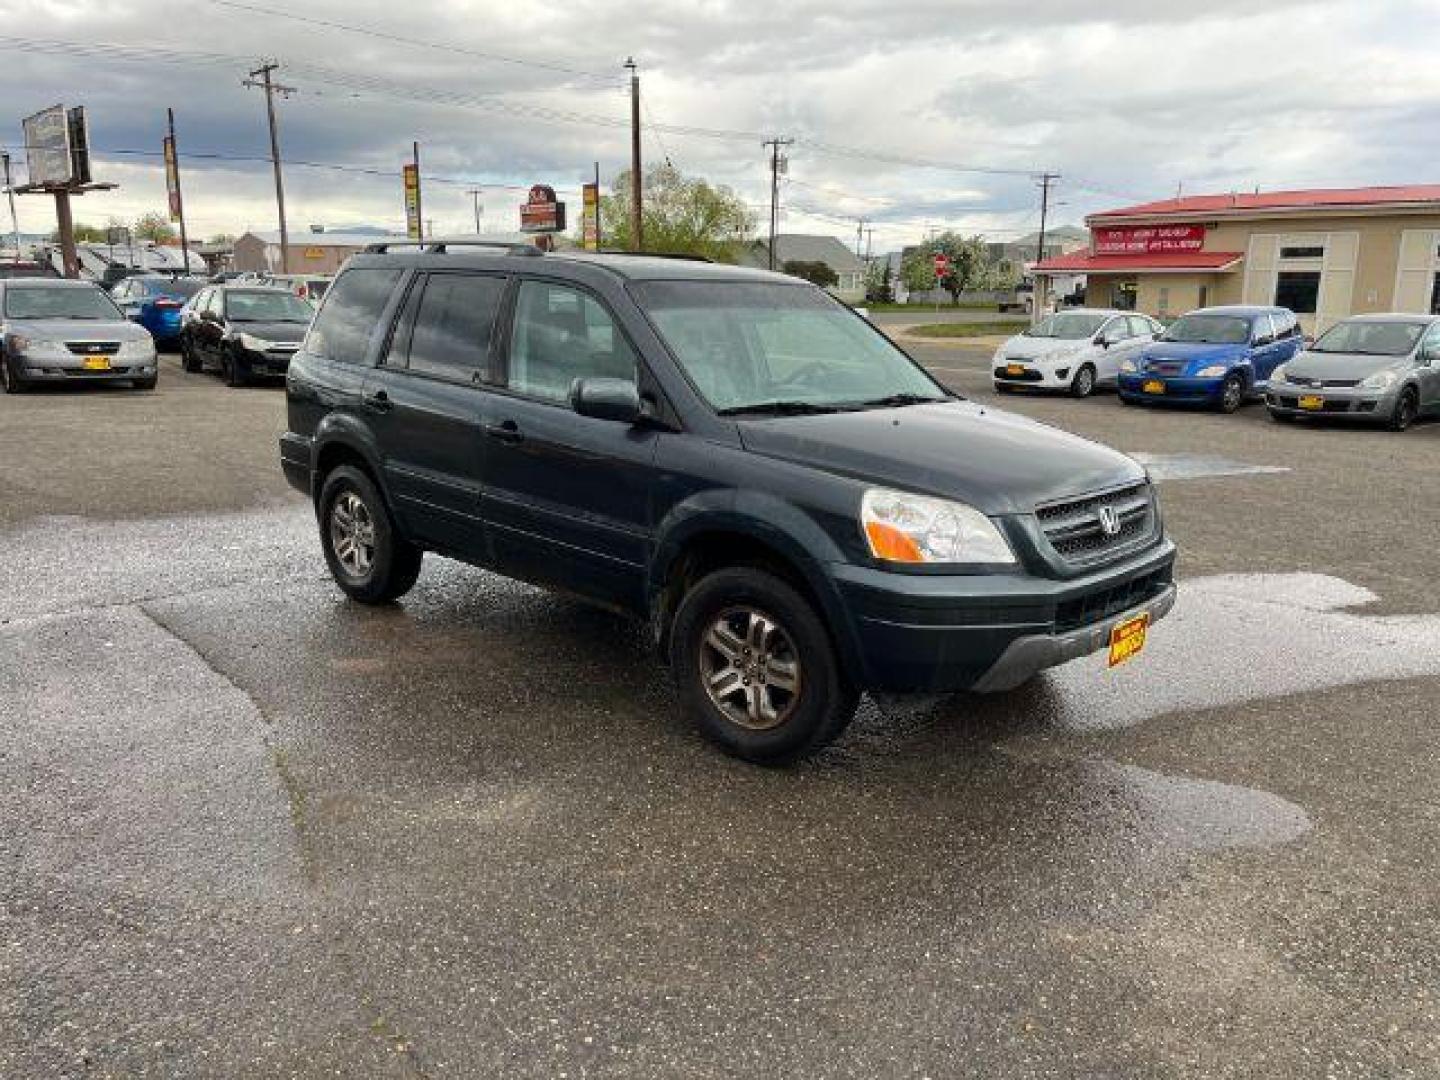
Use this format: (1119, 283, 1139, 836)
(3, 348, 1438, 1078)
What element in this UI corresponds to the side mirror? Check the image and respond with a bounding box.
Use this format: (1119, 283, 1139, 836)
(1253, 334, 1275, 347)
(570, 376, 642, 424)
(1422, 343, 1440, 365)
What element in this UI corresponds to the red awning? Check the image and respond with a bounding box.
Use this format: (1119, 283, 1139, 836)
(1032, 251, 1245, 274)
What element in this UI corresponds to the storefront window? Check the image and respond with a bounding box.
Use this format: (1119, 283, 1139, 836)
(1275, 271, 1321, 314)
(1113, 281, 1137, 311)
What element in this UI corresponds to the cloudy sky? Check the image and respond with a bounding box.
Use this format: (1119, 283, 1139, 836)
(1, 0, 1437, 251)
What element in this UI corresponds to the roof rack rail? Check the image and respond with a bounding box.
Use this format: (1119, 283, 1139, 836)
(362, 240, 544, 256)
(594, 249, 713, 263)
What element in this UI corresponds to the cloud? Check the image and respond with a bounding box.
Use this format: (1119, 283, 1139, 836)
(0, 0, 1436, 250)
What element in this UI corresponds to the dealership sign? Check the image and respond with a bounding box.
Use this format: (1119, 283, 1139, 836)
(402, 164, 421, 240)
(163, 135, 182, 222)
(520, 184, 566, 233)
(1093, 224, 1206, 255)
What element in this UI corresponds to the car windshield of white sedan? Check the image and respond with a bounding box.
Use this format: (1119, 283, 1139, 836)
(224, 290, 314, 323)
(1162, 314, 1251, 344)
(634, 281, 948, 414)
(1025, 310, 1108, 339)
(1310, 321, 1425, 356)
(4, 286, 123, 320)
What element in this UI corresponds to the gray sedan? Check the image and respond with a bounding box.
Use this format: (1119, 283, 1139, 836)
(0, 279, 159, 393)
(1266, 313, 1440, 431)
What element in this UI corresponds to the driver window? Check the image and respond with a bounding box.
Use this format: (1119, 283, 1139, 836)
(508, 281, 638, 403)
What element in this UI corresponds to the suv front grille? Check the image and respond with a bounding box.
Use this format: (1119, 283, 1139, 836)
(1036, 482, 1155, 566)
(66, 341, 121, 355)
(1055, 566, 1170, 633)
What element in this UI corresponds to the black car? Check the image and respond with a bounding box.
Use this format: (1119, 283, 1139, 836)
(280, 244, 1176, 763)
(179, 284, 314, 385)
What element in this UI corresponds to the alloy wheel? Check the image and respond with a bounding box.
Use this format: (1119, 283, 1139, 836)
(1222, 377, 1243, 412)
(698, 606, 802, 731)
(1393, 391, 1417, 431)
(329, 491, 376, 577)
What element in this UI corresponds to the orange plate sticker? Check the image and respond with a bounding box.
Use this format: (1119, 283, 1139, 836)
(1005, 363, 1025, 376)
(1107, 612, 1150, 668)
(1142, 379, 1165, 394)
(1298, 394, 1324, 410)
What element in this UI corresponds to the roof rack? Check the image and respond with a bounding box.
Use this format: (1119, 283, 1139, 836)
(594, 249, 713, 263)
(362, 240, 543, 256)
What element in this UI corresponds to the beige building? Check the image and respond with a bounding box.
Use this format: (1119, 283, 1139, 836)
(1034, 185, 1440, 334)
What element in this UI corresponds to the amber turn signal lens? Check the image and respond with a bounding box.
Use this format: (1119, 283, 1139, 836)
(864, 521, 925, 563)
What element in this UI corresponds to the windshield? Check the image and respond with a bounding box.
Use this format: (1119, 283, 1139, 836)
(139, 277, 204, 299)
(1310, 320, 1425, 357)
(4, 286, 123, 320)
(1161, 314, 1251, 345)
(224, 290, 315, 322)
(1026, 310, 1108, 339)
(633, 281, 947, 414)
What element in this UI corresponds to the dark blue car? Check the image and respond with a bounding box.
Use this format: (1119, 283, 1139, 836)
(1118, 305, 1304, 413)
(111, 275, 206, 347)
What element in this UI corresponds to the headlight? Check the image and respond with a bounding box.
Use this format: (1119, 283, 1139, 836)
(118, 338, 155, 358)
(238, 333, 274, 352)
(1195, 365, 1229, 378)
(1359, 369, 1399, 390)
(861, 488, 1016, 566)
(1120, 357, 1140, 373)
(1270, 364, 1288, 384)
(8, 334, 65, 357)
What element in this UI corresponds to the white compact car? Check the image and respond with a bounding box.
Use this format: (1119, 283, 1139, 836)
(993, 309, 1163, 397)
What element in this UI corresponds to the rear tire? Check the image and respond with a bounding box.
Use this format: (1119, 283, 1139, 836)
(318, 465, 423, 604)
(180, 335, 201, 373)
(1217, 374, 1245, 413)
(670, 566, 858, 764)
(1388, 388, 1419, 432)
(1069, 364, 1097, 398)
(133, 376, 157, 391)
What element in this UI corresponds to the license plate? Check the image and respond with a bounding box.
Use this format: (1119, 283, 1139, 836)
(1142, 379, 1165, 394)
(82, 356, 112, 371)
(1298, 394, 1324, 410)
(1108, 613, 1150, 668)
(1005, 363, 1026, 376)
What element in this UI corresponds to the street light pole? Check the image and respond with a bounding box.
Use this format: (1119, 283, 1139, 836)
(467, 188, 483, 234)
(625, 57, 643, 251)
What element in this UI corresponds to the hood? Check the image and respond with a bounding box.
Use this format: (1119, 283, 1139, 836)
(1139, 340, 1247, 371)
(736, 400, 1144, 515)
(5, 317, 150, 343)
(1287, 349, 1410, 380)
(227, 320, 309, 343)
(999, 333, 1092, 360)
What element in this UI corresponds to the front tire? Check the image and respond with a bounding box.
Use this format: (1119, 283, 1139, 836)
(318, 465, 423, 604)
(1388, 388, 1419, 432)
(1, 354, 26, 394)
(1217, 374, 1245, 413)
(670, 567, 858, 764)
(222, 350, 245, 387)
(1070, 363, 1097, 398)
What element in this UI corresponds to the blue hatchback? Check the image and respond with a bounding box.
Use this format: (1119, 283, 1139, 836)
(111, 275, 207, 347)
(1118, 305, 1304, 413)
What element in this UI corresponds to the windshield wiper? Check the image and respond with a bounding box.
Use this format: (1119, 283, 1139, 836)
(718, 400, 844, 417)
(847, 392, 948, 410)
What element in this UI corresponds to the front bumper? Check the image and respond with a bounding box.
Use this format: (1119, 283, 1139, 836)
(992, 362, 1075, 390)
(1266, 384, 1393, 420)
(1118, 373, 1224, 404)
(13, 356, 158, 382)
(830, 538, 1177, 693)
(237, 346, 299, 377)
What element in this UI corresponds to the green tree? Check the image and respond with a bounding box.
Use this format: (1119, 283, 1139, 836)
(599, 165, 756, 262)
(782, 259, 838, 288)
(51, 222, 107, 243)
(134, 212, 177, 243)
(901, 232, 995, 305)
(206, 233, 236, 246)
(864, 259, 894, 303)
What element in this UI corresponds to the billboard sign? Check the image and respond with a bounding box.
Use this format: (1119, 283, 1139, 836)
(67, 106, 91, 185)
(163, 135, 182, 222)
(581, 183, 599, 250)
(520, 184, 566, 233)
(1093, 224, 1206, 255)
(22, 105, 72, 187)
(402, 164, 421, 240)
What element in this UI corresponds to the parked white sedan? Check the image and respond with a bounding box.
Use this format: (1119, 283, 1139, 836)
(992, 309, 1163, 397)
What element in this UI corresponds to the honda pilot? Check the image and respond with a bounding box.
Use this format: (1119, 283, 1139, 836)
(280, 244, 1176, 763)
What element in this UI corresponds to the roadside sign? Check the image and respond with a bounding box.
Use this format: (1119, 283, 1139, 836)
(163, 136, 182, 222)
(933, 253, 950, 278)
(581, 183, 599, 251)
(22, 105, 71, 187)
(402, 164, 421, 240)
(520, 184, 567, 234)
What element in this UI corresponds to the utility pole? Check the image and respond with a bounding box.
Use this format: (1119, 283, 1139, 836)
(412, 141, 425, 241)
(244, 61, 294, 273)
(166, 109, 191, 274)
(864, 227, 874, 263)
(763, 136, 793, 271)
(1034, 172, 1059, 325)
(1, 153, 19, 264)
(625, 57, 643, 251)
(467, 188, 483, 234)
(855, 219, 865, 259)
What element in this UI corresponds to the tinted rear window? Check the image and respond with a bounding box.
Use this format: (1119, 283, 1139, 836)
(305, 268, 403, 363)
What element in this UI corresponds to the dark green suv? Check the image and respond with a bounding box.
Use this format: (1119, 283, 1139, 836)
(281, 243, 1175, 763)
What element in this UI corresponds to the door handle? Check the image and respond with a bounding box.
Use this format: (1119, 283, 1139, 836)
(362, 389, 392, 412)
(485, 419, 524, 444)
